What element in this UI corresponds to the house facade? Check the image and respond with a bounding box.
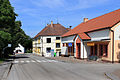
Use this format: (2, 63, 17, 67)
(14, 44, 25, 54)
(62, 9, 120, 62)
(33, 21, 69, 57)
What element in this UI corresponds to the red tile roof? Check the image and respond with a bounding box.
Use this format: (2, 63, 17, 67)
(78, 33, 91, 40)
(62, 9, 120, 38)
(34, 24, 69, 38)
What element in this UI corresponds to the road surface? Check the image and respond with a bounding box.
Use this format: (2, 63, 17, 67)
(7, 54, 120, 80)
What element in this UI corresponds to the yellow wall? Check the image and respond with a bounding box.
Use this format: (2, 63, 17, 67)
(38, 38, 40, 43)
(55, 40, 61, 52)
(103, 22, 120, 62)
(100, 22, 120, 62)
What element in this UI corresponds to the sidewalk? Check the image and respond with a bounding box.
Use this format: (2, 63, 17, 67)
(46, 56, 108, 64)
(0, 62, 11, 80)
(0, 57, 14, 80)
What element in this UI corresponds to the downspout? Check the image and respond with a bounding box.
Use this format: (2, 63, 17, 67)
(83, 42, 84, 60)
(111, 30, 114, 63)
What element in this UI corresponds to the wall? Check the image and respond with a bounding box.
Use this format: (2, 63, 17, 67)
(42, 36, 61, 57)
(84, 43, 90, 58)
(102, 22, 120, 62)
(113, 22, 120, 62)
(55, 36, 61, 53)
(61, 35, 76, 56)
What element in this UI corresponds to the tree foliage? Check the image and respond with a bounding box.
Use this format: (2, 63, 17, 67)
(0, 0, 32, 57)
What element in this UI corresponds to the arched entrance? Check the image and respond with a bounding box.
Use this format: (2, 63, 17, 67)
(76, 37, 81, 59)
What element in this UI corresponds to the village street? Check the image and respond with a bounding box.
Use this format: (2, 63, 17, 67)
(6, 54, 120, 80)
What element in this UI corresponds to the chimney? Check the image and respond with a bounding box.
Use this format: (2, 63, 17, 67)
(51, 21, 53, 27)
(84, 18, 88, 22)
(47, 23, 49, 26)
(69, 26, 72, 29)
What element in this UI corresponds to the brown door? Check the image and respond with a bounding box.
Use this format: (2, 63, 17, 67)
(77, 43, 81, 58)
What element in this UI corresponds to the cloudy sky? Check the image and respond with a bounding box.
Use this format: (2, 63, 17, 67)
(9, 0, 120, 37)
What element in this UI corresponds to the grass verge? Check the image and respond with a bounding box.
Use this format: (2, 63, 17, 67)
(0, 58, 5, 64)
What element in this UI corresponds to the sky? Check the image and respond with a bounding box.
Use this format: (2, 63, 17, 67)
(9, 0, 120, 38)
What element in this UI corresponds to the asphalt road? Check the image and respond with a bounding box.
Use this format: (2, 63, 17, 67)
(7, 54, 120, 80)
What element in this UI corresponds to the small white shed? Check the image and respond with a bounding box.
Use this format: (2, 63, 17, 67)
(14, 44, 25, 54)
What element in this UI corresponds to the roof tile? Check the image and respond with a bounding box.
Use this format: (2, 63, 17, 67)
(62, 9, 120, 37)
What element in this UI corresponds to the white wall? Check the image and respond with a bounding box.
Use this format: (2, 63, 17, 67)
(88, 29, 110, 41)
(84, 43, 90, 58)
(115, 25, 120, 40)
(42, 36, 61, 57)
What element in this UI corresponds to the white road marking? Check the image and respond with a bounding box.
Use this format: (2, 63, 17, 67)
(47, 60, 53, 62)
(41, 60, 47, 62)
(20, 61, 24, 63)
(36, 60, 41, 62)
(26, 60, 30, 63)
(31, 60, 36, 62)
(52, 60, 58, 62)
(14, 61, 19, 63)
(13, 59, 58, 63)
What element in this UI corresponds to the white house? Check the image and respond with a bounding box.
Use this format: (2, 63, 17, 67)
(14, 44, 25, 54)
(33, 21, 69, 57)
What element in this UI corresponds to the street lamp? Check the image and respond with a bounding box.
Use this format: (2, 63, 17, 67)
(2, 44, 12, 58)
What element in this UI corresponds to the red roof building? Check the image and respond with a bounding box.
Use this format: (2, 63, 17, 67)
(61, 9, 120, 62)
(33, 21, 69, 57)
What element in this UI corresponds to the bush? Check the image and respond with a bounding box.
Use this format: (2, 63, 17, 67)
(89, 55, 98, 61)
(25, 49, 32, 53)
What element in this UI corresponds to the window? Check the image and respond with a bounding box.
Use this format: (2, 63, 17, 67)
(56, 43, 60, 48)
(100, 45, 103, 56)
(100, 44, 108, 57)
(91, 46, 94, 56)
(47, 38, 51, 43)
(46, 48, 51, 53)
(95, 45, 97, 55)
(56, 37, 60, 40)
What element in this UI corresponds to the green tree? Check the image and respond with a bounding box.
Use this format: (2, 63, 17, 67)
(0, 31, 11, 57)
(0, 0, 32, 58)
(0, 0, 17, 33)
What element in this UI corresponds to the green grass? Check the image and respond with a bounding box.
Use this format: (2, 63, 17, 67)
(0, 58, 5, 64)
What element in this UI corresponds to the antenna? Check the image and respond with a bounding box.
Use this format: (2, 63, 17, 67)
(57, 17, 59, 24)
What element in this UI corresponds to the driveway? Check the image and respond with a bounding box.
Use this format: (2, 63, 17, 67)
(7, 54, 120, 80)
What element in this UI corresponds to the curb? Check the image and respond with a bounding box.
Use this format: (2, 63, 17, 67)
(1, 58, 14, 80)
(105, 72, 120, 80)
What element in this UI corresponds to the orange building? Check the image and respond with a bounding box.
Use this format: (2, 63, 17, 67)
(62, 9, 120, 63)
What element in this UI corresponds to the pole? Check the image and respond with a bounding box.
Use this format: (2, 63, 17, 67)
(111, 30, 114, 63)
(2, 46, 8, 58)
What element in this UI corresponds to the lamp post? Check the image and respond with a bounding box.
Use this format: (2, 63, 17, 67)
(2, 44, 12, 58)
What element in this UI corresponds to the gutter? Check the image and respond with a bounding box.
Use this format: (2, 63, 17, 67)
(111, 29, 114, 63)
(83, 42, 84, 60)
